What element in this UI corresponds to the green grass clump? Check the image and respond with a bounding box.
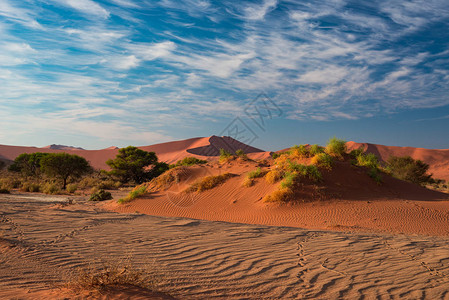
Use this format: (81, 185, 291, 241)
(235, 149, 249, 160)
(118, 185, 147, 204)
(325, 137, 347, 159)
(187, 173, 235, 192)
(242, 167, 268, 187)
(280, 172, 299, 189)
(311, 153, 333, 170)
(287, 163, 322, 182)
(171, 157, 207, 168)
(219, 149, 234, 163)
(89, 189, 113, 201)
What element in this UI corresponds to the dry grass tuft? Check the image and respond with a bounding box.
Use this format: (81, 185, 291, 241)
(265, 169, 283, 184)
(186, 173, 235, 192)
(263, 187, 294, 202)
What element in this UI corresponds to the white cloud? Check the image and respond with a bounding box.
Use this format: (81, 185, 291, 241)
(244, 0, 278, 20)
(0, 0, 42, 29)
(57, 0, 110, 18)
(297, 66, 349, 84)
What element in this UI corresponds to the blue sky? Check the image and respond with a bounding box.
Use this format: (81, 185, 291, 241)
(0, 0, 448, 150)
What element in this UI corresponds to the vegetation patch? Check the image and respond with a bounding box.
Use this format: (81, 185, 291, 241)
(325, 137, 347, 159)
(118, 185, 147, 204)
(311, 153, 333, 170)
(385, 156, 432, 185)
(0, 188, 10, 194)
(265, 169, 283, 184)
(171, 157, 207, 168)
(90, 189, 113, 201)
(242, 167, 268, 187)
(186, 173, 235, 192)
(219, 149, 234, 163)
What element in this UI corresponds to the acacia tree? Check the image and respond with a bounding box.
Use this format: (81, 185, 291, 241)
(40, 153, 92, 189)
(9, 152, 50, 177)
(106, 146, 159, 184)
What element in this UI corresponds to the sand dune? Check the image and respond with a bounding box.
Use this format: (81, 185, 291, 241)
(0, 136, 269, 170)
(2, 193, 449, 299)
(348, 141, 449, 181)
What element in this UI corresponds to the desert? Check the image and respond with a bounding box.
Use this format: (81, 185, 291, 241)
(1, 136, 449, 299)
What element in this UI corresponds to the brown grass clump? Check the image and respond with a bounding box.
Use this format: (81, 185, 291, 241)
(263, 188, 294, 202)
(265, 169, 283, 184)
(186, 173, 235, 192)
(67, 259, 156, 293)
(152, 166, 189, 191)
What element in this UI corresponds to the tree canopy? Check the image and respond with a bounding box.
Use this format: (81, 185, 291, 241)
(40, 153, 92, 189)
(386, 156, 432, 185)
(9, 152, 50, 177)
(106, 146, 159, 184)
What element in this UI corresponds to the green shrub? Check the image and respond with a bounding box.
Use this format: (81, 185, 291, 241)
(118, 185, 147, 204)
(311, 153, 333, 170)
(325, 137, 347, 158)
(171, 157, 207, 168)
(187, 173, 235, 192)
(280, 172, 299, 189)
(368, 168, 382, 185)
(287, 163, 322, 182)
(356, 153, 380, 170)
(20, 181, 41, 193)
(309, 144, 324, 156)
(349, 148, 364, 158)
(66, 184, 78, 194)
(42, 183, 61, 195)
(219, 149, 233, 163)
(0, 188, 10, 194)
(89, 189, 113, 201)
(235, 149, 249, 160)
(386, 156, 432, 185)
(290, 144, 309, 158)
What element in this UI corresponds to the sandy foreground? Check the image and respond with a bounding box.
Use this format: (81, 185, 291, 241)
(1, 193, 449, 299)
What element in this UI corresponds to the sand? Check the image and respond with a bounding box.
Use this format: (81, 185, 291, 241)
(1, 193, 449, 299)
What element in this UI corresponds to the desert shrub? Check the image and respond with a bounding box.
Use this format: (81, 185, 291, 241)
(242, 168, 268, 187)
(280, 172, 299, 189)
(66, 184, 78, 194)
(118, 185, 147, 204)
(89, 189, 113, 201)
(325, 137, 347, 158)
(42, 182, 61, 195)
(265, 169, 283, 184)
(20, 181, 41, 193)
(171, 157, 207, 168)
(263, 188, 294, 203)
(272, 152, 281, 159)
(187, 173, 235, 192)
(368, 168, 382, 185)
(311, 153, 333, 170)
(235, 149, 249, 160)
(0, 176, 21, 190)
(309, 144, 324, 156)
(290, 145, 310, 158)
(219, 149, 233, 163)
(78, 176, 102, 189)
(0, 188, 10, 194)
(386, 156, 432, 185)
(349, 148, 365, 158)
(287, 163, 322, 182)
(356, 153, 380, 170)
(97, 179, 121, 190)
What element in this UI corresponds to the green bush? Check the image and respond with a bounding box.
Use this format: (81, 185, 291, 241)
(325, 137, 347, 158)
(356, 153, 380, 170)
(171, 157, 207, 168)
(20, 181, 41, 193)
(290, 144, 310, 158)
(368, 168, 382, 185)
(89, 189, 113, 201)
(219, 149, 233, 163)
(66, 184, 78, 194)
(287, 163, 322, 182)
(349, 148, 364, 158)
(280, 172, 299, 189)
(309, 144, 324, 156)
(311, 153, 333, 170)
(386, 156, 432, 185)
(42, 183, 61, 195)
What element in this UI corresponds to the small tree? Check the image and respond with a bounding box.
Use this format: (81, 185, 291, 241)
(40, 153, 92, 189)
(106, 146, 158, 184)
(9, 152, 50, 177)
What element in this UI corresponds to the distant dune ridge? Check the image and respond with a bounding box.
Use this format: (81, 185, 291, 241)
(0, 138, 448, 180)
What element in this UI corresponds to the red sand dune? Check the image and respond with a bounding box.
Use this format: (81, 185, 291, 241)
(347, 141, 449, 181)
(0, 136, 270, 170)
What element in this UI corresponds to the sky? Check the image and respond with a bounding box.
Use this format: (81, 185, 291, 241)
(0, 0, 449, 151)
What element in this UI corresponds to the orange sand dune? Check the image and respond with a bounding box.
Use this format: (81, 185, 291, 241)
(110, 159, 449, 236)
(347, 141, 449, 181)
(0, 136, 269, 170)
